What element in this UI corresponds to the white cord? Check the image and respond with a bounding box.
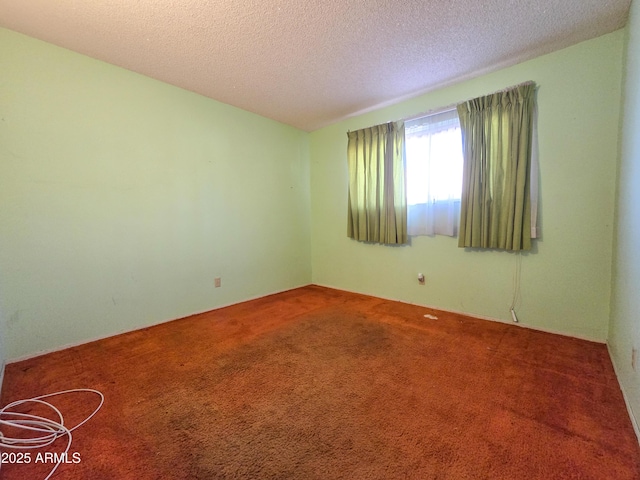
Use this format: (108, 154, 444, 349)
(509, 251, 523, 314)
(0, 388, 104, 480)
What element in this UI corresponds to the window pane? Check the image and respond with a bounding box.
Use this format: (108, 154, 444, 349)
(405, 111, 463, 205)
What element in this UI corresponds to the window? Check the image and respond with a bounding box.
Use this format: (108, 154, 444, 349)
(405, 109, 463, 237)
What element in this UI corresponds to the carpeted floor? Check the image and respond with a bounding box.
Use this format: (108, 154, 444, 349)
(1, 286, 639, 479)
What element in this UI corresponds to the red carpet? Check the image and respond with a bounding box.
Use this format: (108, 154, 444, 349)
(1, 286, 639, 479)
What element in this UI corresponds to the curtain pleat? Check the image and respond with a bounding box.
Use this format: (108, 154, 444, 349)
(347, 122, 407, 244)
(457, 83, 535, 251)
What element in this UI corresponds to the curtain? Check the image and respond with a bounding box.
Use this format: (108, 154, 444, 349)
(405, 109, 462, 237)
(456, 83, 535, 251)
(347, 121, 407, 244)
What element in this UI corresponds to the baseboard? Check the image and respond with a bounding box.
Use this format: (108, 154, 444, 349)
(607, 344, 640, 444)
(7, 281, 605, 363)
(311, 283, 605, 344)
(7, 283, 313, 364)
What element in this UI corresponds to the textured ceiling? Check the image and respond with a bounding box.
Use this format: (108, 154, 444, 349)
(0, 0, 632, 131)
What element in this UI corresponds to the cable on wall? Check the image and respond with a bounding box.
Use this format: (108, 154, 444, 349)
(509, 252, 523, 322)
(0, 388, 104, 480)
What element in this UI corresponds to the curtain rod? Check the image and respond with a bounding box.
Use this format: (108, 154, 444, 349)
(402, 80, 536, 123)
(402, 103, 457, 123)
(350, 80, 536, 132)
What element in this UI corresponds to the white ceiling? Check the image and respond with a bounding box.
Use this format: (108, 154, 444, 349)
(0, 0, 631, 131)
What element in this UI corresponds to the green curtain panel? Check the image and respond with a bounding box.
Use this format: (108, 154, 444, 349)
(347, 122, 407, 245)
(456, 83, 535, 251)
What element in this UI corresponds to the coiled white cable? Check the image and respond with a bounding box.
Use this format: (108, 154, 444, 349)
(0, 388, 104, 480)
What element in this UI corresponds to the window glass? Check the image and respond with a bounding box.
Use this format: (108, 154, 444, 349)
(405, 109, 463, 205)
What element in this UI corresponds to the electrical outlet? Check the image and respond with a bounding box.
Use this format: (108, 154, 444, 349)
(633, 347, 637, 371)
(214, 277, 221, 288)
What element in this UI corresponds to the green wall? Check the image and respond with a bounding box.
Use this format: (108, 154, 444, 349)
(0, 24, 630, 363)
(310, 31, 624, 341)
(609, 0, 640, 432)
(0, 301, 5, 394)
(0, 29, 312, 359)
